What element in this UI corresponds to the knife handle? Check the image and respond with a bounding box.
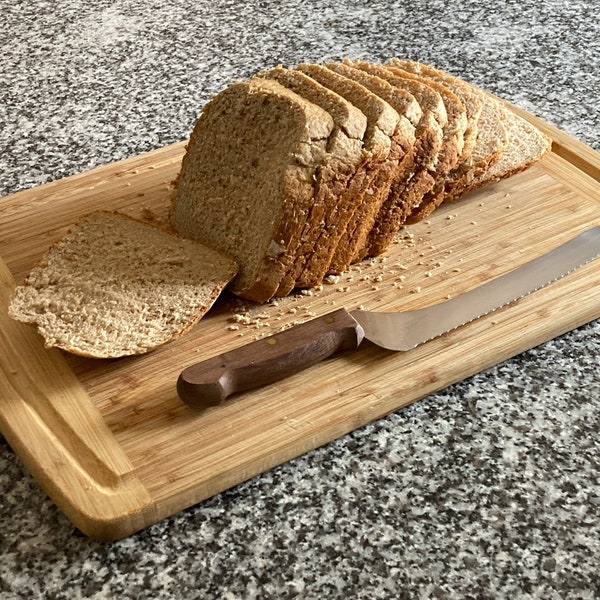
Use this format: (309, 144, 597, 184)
(177, 308, 364, 408)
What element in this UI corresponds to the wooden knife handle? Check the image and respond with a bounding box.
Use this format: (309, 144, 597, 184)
(177, 308, 365, 408)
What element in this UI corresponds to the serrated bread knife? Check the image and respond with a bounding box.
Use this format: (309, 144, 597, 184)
(178, 225, 600, 407)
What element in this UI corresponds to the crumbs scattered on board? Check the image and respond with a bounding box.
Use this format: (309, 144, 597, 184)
(222, 224, 466, 340)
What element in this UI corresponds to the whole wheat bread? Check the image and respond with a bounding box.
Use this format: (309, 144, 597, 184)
(8, 212, 238, 358)
(170, 59, 551, 297)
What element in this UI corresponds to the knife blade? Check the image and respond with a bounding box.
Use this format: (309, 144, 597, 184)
(178, 225, 600, 407)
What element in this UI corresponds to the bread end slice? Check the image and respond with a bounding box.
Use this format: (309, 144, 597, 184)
(8, 211, 238, 358)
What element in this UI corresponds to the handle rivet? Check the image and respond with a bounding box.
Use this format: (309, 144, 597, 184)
(323, 316, 335, 324)
(265, 338, 278, 345)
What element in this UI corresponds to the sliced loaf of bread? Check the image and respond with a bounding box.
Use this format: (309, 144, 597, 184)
(169, 59, 551, 299)
(8, 212, 238, 358)
(171, 78, 334, 302)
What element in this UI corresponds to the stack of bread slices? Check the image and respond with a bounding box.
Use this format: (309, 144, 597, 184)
(171, 58, 551, 303)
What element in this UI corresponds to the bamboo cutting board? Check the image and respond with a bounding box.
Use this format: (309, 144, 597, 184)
(1, 107, 600, 540)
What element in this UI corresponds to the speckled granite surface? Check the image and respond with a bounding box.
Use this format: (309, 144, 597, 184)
(1, 1, 599, 598)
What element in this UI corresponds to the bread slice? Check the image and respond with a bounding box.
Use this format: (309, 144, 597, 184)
(460, 105, 552, 195)
(171, 78, 334, 302)
(258, 66, 369, 295)
(296, 63, 417, 275)
(8, 212, 238, 358)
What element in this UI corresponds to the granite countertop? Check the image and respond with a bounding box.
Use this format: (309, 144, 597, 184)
(1, 1, 599, 598)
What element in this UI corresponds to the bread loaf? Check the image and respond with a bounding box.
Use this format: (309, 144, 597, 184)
(8, 212, 238, 358)
(171, 58, 551, 299)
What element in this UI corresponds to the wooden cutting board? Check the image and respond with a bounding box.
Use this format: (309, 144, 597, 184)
(1, 106, 600, 540)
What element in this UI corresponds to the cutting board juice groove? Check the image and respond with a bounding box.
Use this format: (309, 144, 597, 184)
(1, 108, 600, 540)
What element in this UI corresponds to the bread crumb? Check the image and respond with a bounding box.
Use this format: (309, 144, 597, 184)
(140, 207, 159, 221)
